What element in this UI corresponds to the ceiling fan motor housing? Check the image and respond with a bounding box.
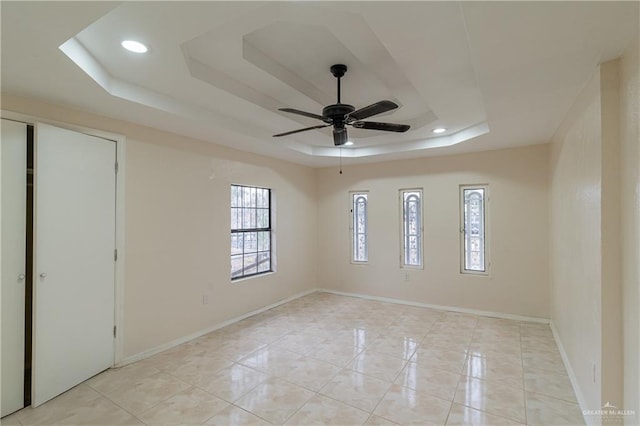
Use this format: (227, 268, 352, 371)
(322, 103, 355, 124)
(330, 64, 347, 78)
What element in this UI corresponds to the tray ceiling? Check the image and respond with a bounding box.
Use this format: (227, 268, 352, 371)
(2, 1, 637, 166)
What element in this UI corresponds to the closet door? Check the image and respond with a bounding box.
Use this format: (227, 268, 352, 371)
(1, 119, 27, 416)
(32, 123, 116, 407)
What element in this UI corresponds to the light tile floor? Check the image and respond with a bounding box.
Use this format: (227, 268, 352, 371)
(4, 293, 585, 425)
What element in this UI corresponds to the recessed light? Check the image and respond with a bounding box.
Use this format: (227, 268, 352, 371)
(344, 141, 354, 146)
(432, 127, 447, 134)
(121, 40, 148, 53)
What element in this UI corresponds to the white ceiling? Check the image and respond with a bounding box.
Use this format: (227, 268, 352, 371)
(1, 1, 637, 167)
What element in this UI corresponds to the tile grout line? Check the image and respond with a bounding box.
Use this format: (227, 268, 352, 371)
(85, 379, 152, 425)
(444, 314, 479, 425)
(227, 403, 276, 425)
(274, 387, 317, 426)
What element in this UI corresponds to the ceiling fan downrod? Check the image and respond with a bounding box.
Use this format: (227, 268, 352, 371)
(273, 63, 410, 146)
(330, 64, 347, 104)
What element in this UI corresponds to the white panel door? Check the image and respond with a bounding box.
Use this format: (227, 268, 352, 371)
(32, 123, 116, 407)
(1, 119, 27, 416)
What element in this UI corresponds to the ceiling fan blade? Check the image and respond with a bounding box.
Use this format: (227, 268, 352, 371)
(278, 108, 325, 121)
(348, 100, 398, 121)
(273, 124, 330, 137)
(351, 121, 410, 132)
(333, 128, 348, 146)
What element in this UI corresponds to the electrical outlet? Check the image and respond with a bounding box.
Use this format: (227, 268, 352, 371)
(404, 272, 410, 282)
(203, 295, 209, 305)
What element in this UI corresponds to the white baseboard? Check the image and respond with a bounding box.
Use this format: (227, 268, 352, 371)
(550, 321, 592, 426)
(317, 288, 550, 324)
(116, 288, 317, 367)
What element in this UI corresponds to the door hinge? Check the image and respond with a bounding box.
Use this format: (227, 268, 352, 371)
(114, 249, 118, 261)
(115, 162, 119, 174)
(113, 325, 117, 338)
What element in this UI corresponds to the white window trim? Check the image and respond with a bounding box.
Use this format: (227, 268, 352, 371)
(230, 184, 274, 281)
(231, 195, 277, 283)
(459, 184, 490, 276)
(400, 188, 424, 269)
(349, 190, 369, 264)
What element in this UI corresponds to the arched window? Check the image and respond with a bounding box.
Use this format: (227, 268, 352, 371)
(461, 186, 487, 273)
(402, 189, 422, 267)
(351, 192, 368, 262)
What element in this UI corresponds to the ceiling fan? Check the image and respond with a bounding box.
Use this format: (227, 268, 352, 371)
(273, 64, 410, 146)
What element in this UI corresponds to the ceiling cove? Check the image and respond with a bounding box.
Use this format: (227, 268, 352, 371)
(59, 2, 489, 159)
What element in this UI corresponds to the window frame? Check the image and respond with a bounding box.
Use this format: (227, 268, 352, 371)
(400, 188, 424, 269)
(230, 184, 273, 281)
(350, 191, 369, 264)
(459, 184, 489, 275)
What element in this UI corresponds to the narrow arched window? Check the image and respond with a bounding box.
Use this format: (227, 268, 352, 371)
(401, 189, 422, 267)
(461, 186, 488, 273)
(350, 192, 368, 263)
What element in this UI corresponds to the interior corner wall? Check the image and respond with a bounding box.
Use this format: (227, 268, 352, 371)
(619, 31, 640, 425)
(549, 40, 639, 421)
(123, 133, 318, 357)
(549, 51, 636, 418)
(316, 144, 550, 320)
(600, 59, 623, 415)
(0, 95, 319, 359)
(549, 66, 603, 415)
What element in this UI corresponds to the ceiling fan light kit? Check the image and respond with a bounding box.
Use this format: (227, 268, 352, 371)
(274, 64, 411, 146)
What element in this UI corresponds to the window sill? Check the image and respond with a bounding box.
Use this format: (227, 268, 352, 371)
(460, 270, 490, 277)
(400, 265, 423, 270)
(231, 271, 275, 283)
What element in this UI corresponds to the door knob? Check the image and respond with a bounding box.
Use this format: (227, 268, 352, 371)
(39, 273, 47, 279)
(18, 274, 25, 280)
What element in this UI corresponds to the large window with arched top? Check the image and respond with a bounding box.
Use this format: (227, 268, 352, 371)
(461, 185, 488, 273)
(350, 191, 368, 263)
(401, 189, 423, 268)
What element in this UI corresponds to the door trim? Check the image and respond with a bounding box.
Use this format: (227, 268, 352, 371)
(1, 110, 127, 367)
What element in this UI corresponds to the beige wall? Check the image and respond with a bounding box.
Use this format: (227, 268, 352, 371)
(619, 33, 640, 424)
(549, 48, 639, 421)
(124, 135, 318, 356)
(600, 59, 623, 415)
(1, 95, 318, 358)
(549, 65, 603, 414)
(316, 145, 550, 319)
